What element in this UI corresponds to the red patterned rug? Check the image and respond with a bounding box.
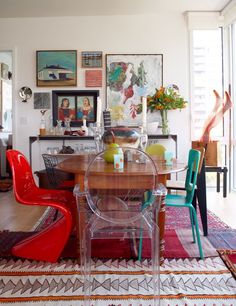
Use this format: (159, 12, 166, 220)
(32, 206, 232, 232)
(0, 206, 234, 260)
(30, 206, 236, 257)
(218, 249, 236, 279)
(0, 228, 218, 259)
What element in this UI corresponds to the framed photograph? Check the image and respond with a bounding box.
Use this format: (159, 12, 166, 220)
(36, 50, 77, 87)
(81, 51, 103, 68)
(34, 92, 50, 109)
(52, 90, 99, 127)
(106, 54, 163, 126)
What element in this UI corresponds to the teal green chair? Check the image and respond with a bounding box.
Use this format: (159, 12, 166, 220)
(165, 149, 204, 259)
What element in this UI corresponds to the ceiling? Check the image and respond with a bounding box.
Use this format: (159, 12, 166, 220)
(0, 0, 232, 18)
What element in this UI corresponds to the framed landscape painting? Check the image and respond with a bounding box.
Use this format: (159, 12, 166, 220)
(52, 90, 99, 127)
(36, 50, 77, 87)
(106, 54, 163, 126)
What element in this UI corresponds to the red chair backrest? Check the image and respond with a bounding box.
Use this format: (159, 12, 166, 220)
(6, 150, 37, 204)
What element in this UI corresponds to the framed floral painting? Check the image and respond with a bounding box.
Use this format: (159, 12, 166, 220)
(106, 54, 163, 126)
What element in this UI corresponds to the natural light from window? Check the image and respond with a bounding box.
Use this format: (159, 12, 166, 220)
(191, 29, 223, 141)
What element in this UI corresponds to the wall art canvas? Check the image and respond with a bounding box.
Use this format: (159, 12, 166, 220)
(106, 54, 163, 126)
(34, 92, 50, 109)
(36, 50, 77, 87)
(82, 51, 102, 68)
(85, 70, 102, 87)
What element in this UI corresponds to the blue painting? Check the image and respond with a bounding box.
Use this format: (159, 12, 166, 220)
(36, 50, 77, 87)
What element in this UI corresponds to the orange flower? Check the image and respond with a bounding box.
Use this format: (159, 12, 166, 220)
(147, 86, 187, 112)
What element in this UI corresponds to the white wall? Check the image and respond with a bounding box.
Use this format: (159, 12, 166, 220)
(0, 12, 190, 171)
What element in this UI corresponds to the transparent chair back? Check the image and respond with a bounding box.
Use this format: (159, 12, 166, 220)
(74, 147, 166, 306)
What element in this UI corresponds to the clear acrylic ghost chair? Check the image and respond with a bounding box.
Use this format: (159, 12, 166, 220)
(74, 147, 166, 306)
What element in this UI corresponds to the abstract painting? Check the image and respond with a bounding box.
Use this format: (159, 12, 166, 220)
(106, 54, 163, 126)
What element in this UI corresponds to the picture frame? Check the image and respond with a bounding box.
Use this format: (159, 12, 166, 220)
(34, 92, 50, 109)
(36, 50, 77, 87)
(85, 70, 102, 87)
(81, 51, 103, 68)
(52, 90, 99, 127)
(106, 54, 163, 126)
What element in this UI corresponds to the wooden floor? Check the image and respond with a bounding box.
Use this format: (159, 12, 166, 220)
(0, 186, 235, 231)
(0, 190, 47, 231)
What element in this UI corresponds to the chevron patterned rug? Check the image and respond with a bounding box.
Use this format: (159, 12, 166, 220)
(0, 257, 235, 305)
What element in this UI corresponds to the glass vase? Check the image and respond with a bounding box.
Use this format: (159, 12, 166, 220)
(160, 109, 170, 135)
(139, 125, 148, 151)
(64, 118, 72, 135)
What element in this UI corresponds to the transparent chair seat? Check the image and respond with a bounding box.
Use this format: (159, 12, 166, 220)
(74, 147, 166, 306)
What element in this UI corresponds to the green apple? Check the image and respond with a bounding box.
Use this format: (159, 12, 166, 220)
(104, 143, 122, 163)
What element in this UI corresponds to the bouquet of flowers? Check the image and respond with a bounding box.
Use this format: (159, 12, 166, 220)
(147, 85, 187, 112)
(147, 85, 187, 135)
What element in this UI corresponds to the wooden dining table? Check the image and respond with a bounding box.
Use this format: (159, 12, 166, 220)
(57, 154, 187, 264)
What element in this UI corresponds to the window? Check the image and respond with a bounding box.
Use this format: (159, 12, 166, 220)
(191, 29, 223, 141)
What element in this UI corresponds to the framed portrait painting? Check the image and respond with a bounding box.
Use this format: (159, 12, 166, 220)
(106, 54, 163, 126)
(52, 90, 99, 127)
(36, 50, 77, 87)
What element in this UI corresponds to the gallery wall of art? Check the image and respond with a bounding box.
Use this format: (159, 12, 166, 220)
(0, 12, 189, 171)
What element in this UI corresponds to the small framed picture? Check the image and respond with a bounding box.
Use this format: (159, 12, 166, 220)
(34, 92, 50, 109)
(52, 90, 99, 127)
(85, 70, 102, 87)
(81, 51, 103, 68)
(36, 50, 77, 87)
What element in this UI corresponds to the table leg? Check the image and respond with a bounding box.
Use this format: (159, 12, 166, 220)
(217, 173, 220, 192)
(196, 161, 208, 236)
(223, 167, 227, 198)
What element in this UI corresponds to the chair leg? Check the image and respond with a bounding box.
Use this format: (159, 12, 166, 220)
(190, 205, 204, 259)
(189, 207, 196, 243)
(138, 227, 143, 261)
(151, 223, 160, 306)
(83, 228, 92, 306)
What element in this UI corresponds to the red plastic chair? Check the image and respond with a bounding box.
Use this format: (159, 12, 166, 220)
(6, 149, 76, 262)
